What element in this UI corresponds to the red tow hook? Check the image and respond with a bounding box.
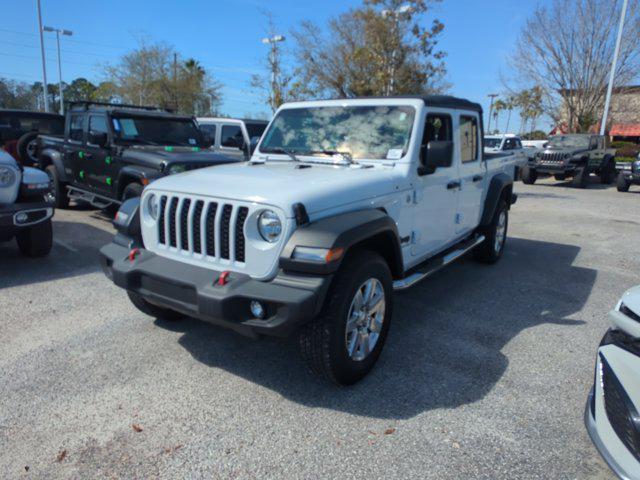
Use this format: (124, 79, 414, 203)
(217, 271, 231, 286)
(128, 248, 140, 262)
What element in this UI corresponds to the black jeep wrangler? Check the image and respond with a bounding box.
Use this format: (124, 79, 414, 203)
(616, 154, 640, 192)
(36, 102, 238, 209)
(522, 134, 616, 188)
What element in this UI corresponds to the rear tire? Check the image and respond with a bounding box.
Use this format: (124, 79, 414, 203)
(600, 159, 615, 184)
(127, 291, 184, 321)
(474, 199, 508, 264)
(521, 167, 537, 185)
(45, 165, 70, 208)
(16, 219, 53, 257)
(571, 167, 588, 189)
(298, 250, 392, 385)
(16, 132, 39, 166)
(616, 172, 631, 192)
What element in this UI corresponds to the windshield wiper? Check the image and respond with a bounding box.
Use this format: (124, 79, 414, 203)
(264, 147, 301, 162)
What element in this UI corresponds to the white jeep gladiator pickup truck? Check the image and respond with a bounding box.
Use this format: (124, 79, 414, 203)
(100, 96, 518, 385)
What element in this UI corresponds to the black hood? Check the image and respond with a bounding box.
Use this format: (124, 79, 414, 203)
(541, 147, 589, 156)
(121, 146, 240, 169)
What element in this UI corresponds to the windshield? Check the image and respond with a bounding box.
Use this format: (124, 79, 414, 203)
(112, 116, 203, 146)
(0, 114, 64, 138)
(259, 105, 415, 160)
(484, 137, 502, 148)
(548, 135, 590, 149)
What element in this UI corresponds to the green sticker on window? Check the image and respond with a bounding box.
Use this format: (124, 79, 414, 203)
(164, 146, 174, 152)
(191, 147, 200, 152)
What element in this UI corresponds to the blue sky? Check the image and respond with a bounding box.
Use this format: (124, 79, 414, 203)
(2, 0, 552, 131)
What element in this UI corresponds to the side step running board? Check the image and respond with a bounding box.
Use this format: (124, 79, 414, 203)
(67, 187, 118, 209)
(393, 234, 485, 291)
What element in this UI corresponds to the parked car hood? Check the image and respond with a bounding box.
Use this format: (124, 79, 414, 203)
(121, 147, 239, 169)
(541, 147, 589, 156)
(147, 160, 404, 217)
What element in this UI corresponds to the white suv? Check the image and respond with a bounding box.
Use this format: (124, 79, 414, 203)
(102, 96, 519, 384)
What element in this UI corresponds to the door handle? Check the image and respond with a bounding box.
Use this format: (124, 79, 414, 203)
(447, 181, 461, 190)
(472, 174, 484, 182)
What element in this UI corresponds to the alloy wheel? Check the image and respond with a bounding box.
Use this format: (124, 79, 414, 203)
(345, 278, 386, 362)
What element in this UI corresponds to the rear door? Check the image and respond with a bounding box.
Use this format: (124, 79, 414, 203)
(219, 122, 246, 160)
(411, 111, 459, 259)
(456, 112, 485, 235)
(63, 113, 88, 186)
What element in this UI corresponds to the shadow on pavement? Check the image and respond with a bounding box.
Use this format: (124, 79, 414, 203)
(0, 220, 112, 289)
(157, 236, 596, 420)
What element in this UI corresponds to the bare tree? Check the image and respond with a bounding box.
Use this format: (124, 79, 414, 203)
(510, 0, 640, 132)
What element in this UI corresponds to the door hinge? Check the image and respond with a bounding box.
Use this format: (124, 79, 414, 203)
(413, 189, 423, 204)
(455, 213, 462, 224)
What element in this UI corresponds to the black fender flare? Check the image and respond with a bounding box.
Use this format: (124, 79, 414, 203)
(38, 148, 68, 182)
(279, 209, 403, 276)
(480, 173, 514, 227)
(116, 166, 161, 199)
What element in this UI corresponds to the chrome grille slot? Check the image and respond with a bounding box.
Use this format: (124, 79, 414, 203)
(153, 194, 250, 266)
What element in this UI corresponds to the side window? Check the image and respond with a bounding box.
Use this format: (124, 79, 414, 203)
(423, 114, 452, 144)
(221, 125, 243, 148)
(590, 137, 598, 149)
(68, 115, 84, 142)
(200, 124, 216, 139)
(515, 138, 522, 148)
(459, 115, 479, 162)
(504, 138, 515, 150)
(88, 116, 108, 135)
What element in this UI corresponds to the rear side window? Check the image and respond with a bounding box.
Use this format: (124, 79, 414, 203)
(221, 125, 243, 148)
(69, 115, 84, 142)
(459, 115, 478, 162)
(89, 116, 108, 135)
(423, 114, 452, 144)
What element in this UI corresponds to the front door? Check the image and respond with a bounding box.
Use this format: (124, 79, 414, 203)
(64, 113, 87, 186)
(456, 113, 485, 234)
(84, 114, 115, 196)
(411, 111, 460, 260)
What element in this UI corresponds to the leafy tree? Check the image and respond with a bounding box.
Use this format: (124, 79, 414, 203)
(292, 0, 447, 98)
(64, 78, 97, 103)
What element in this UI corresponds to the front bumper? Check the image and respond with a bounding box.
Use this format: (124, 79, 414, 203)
(584, 327, 640, 480)
(0, 201, 53, 232)
(99, 241, 332, 338)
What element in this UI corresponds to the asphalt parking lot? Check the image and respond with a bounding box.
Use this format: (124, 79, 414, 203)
(1, 178, 638, 479)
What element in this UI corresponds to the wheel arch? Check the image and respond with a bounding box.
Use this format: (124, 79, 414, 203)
(280, 209, 403, 278)
(116, 166, 158, 200)
(479, 173, 514, 227)
(38, 149, 68, 182)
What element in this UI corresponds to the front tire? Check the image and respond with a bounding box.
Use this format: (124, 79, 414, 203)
(600, 159, 615, 184)
(521, 166, 537, 185)
(474, 199, 508, 264)
(45, 165, 70, 208)
(616, 172, 631, 192)
(127, 291, 184, 321)
(298, 250, 392, 385)
(16, 219, 53, 257)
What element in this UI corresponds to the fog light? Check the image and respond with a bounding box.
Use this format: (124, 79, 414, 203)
(15, 212, 28, 224)
(250, 300, 266, 319)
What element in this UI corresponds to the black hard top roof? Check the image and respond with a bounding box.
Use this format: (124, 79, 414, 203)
(286, 95, 484, 114)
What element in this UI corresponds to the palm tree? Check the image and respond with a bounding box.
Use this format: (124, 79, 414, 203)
(504, 96, 516, 133)
(492, 99, 507, 133)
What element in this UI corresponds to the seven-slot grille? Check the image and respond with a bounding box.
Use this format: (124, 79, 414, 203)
(156, 194, 249, 263)
(538, 152, 566, 165)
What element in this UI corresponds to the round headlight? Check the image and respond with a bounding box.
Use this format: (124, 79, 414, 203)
(564, 153, 571, 159)
(258, 210, 282, 243)
(146, 193, 159, 220)
(0, 166, 17, 188)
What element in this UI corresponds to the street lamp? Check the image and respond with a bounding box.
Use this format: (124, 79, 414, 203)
(261, 35, 285, 112)
(36, 0, 49, 112)
(43, 25, 73, 115)
(381, 4, 413, 95)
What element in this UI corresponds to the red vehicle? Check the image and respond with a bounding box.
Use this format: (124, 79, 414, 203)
(0, 110, 64, 166)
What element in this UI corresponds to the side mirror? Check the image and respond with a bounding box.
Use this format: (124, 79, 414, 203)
(89, 131, 108, 148)
(418, 140, 453, 175)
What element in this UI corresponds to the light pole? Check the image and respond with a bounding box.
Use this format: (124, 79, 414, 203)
(600, 0, 629, 136)
(36, 0, 49, 112)
(261, 34, 285, 112)
(43, 26, 73, 115)
(382, 4, 412, 96)
(487, 93, 499, 133)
